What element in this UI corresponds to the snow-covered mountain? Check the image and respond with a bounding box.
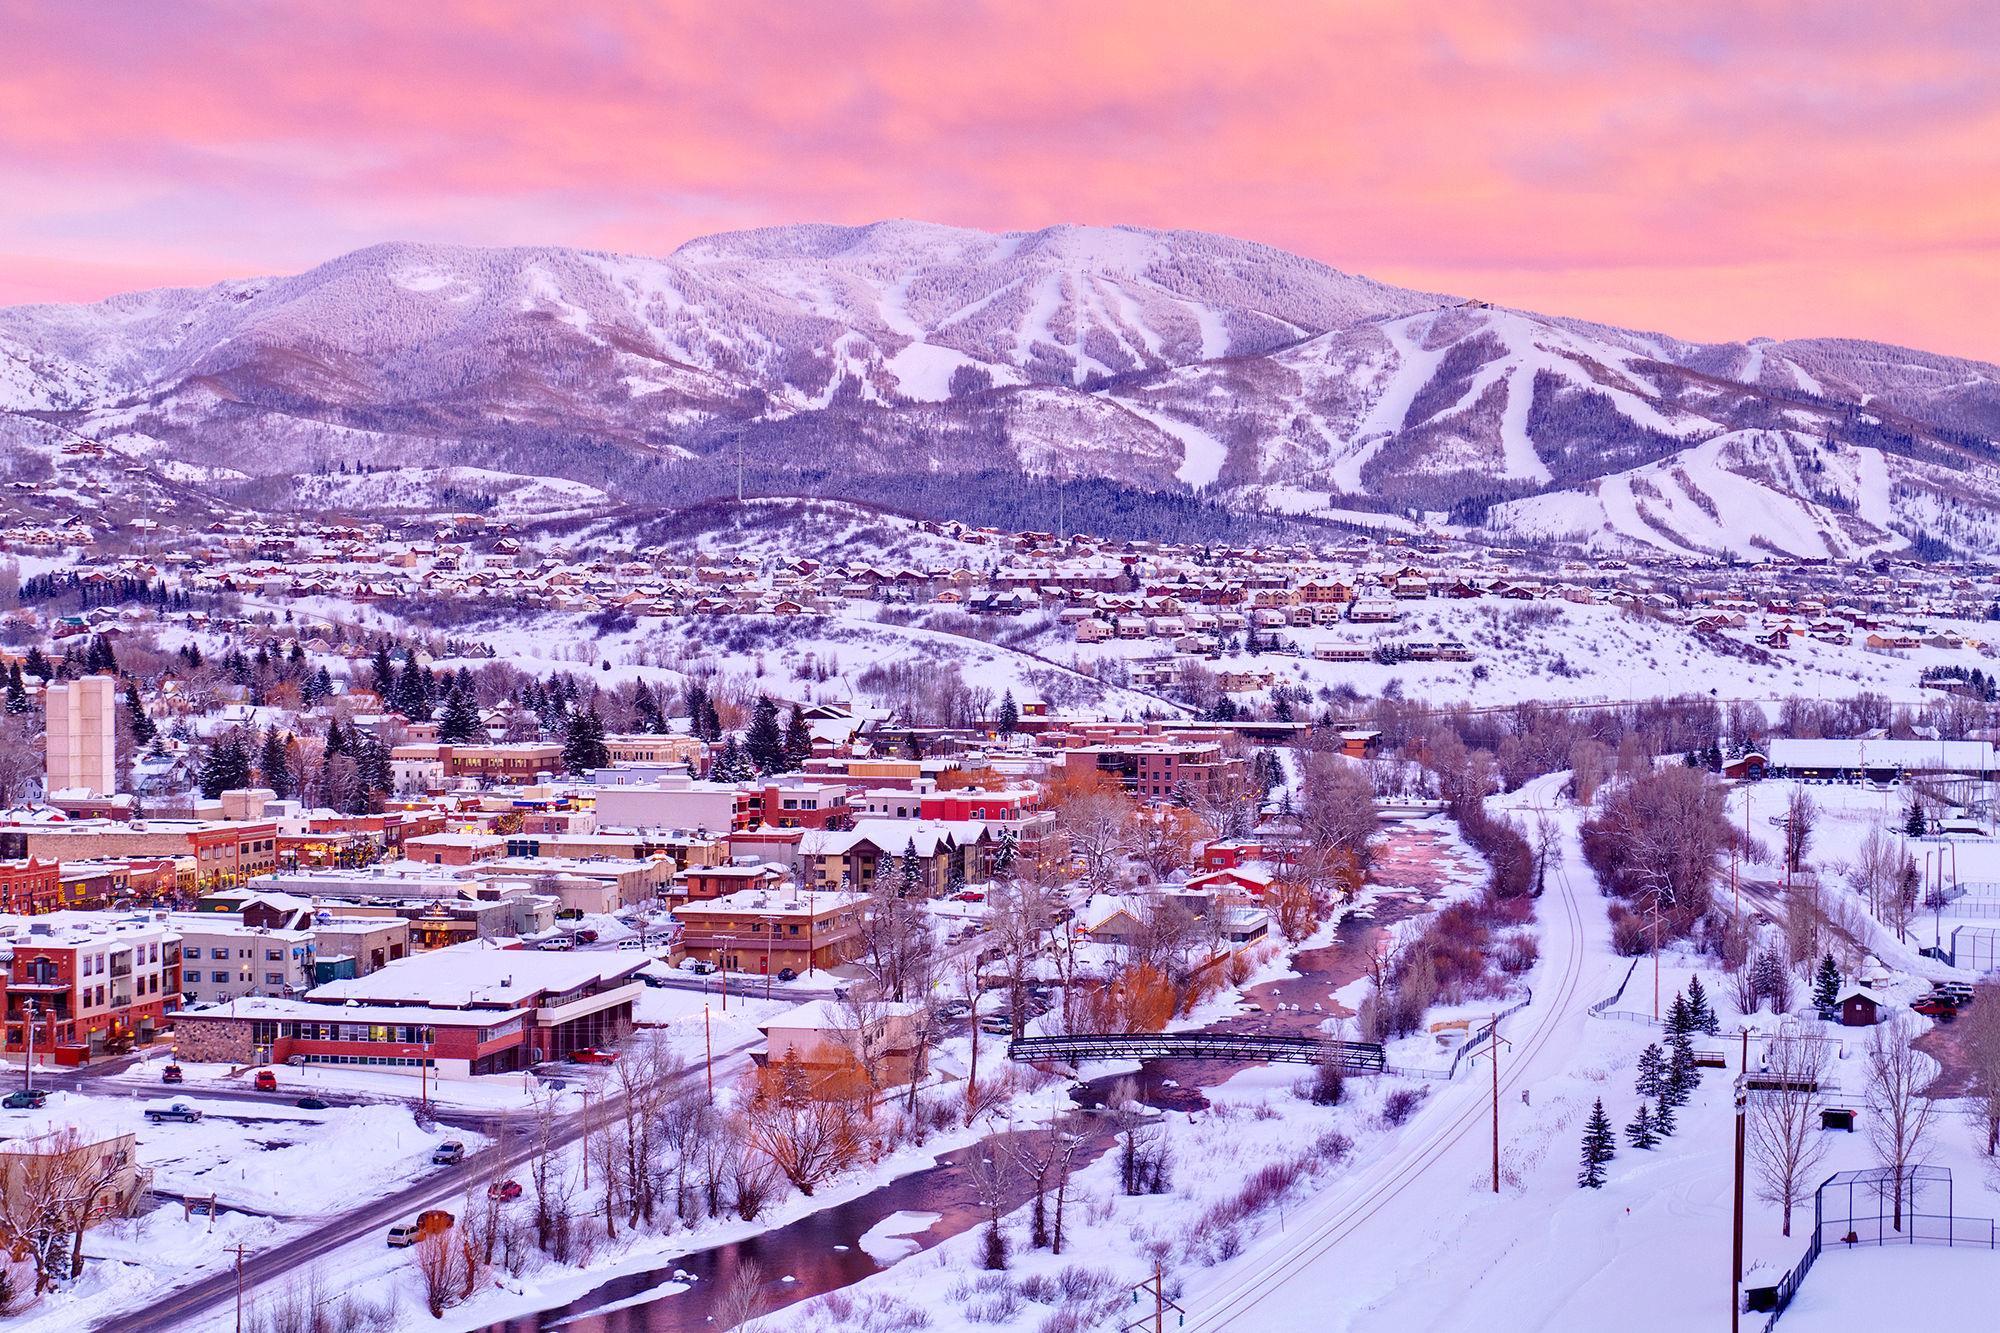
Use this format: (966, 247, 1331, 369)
(1, 220, 1996, 559)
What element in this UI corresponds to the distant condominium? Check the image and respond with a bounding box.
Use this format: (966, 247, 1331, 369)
(44, 674, 116, 798)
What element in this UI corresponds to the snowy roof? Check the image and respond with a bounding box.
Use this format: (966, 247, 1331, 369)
(1768, 738, 1996, 771)
(185, 993, 525, 1030)
(761, 998, 918, 1032)
(305, 939, 644, 1008)
(1836, 984, 1891, 1006)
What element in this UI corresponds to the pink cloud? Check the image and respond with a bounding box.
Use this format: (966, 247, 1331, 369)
(0, 1, 1995, 358)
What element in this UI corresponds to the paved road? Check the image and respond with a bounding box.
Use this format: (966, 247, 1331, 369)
(98, 1034, 761, 1333)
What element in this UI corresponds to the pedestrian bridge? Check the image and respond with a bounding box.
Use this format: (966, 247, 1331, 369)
(1008, 1031, 1386, 1073)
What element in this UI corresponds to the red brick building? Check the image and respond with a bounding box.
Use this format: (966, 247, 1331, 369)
(0, 913, 182, 1056)
(0, 860, 61, 915)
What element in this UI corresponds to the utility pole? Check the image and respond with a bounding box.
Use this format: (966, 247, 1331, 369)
(1121, 1259, 1183, 1332)
(230, 1240, 249, 1333)
(22, 999, 35, 1094)
(1731, 1081, 1747, 1333)
(1470, 1015, 1512, 1194)
(703, 1003, 714, 1102)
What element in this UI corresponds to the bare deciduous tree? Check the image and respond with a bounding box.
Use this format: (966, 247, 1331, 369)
(1962, 981, 2000, 1156)
(1747, 1025, 1833, 1236)
(1864, 1017, 1938, 1233)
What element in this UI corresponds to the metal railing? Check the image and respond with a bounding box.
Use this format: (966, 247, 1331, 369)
(1587, 958, 1640, 1016)
(1007, 1031, 1387, 1073)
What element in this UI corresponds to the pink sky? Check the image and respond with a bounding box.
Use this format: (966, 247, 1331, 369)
(4, 1, 1996, 360)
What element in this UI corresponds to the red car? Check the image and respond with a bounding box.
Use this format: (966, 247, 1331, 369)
(161, 1064, 184, 1084)
(567, 1048, 619, 1065)
(1913, 997, 1958, 1021)
(252, 1070, 278, 1091)
(486, 1179, 523, 1202)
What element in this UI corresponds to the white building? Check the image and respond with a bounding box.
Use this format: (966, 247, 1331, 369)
(45, 674, 116, 798)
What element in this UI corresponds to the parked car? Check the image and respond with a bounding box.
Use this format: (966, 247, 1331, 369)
(295, 1096, 329, 1110)
(486, 1179, 523, 1202)
(2, 1089, 48, 1110)
(938, 999, 972, 1022)
(639, 971, 673, 988)
(539, 936, 574, 951)
(252, 1070, 278, 1092)
(575, 929, 599, 944)
(431, 1141, 466, 1166)
(616, 939, 646, 950)
(979, 1011, 1015, 1036)
(681, 958, 715, 975)
(146, 1101, 203, 1124)
(387, 1210, 454, 1248)
(568, 1048, 619, 1065)
(161, 1064, 184, 1084)
(1913, 997, 1958, 1020)
(777, 967, 798, 982)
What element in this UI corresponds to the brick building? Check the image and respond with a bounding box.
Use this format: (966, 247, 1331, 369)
(0, 913, 182, 1056)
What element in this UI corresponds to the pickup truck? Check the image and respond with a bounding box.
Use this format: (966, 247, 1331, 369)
(146, 1101, 203, 1124)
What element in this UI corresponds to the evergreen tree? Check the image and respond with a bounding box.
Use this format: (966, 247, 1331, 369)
(22, 647, 50, 682)
(744, 696, 786, 773)
(117, 683, 152, 747)
(1686, 976, 1719, 1035)
(562, 707, 609, 774)
(994, 828, 1018, 878)
(997, 690, 1020, 735)
(1665, 991, 1696, 1046)
(710, 735, 751, 782)
(1624, 1102, 1660, 1150)
(898, 840, 922, 898)
(782, 704, 814, 770)
(437, 687, 482, 743)
(323, 718, 346, 757)
(85, 635, 117, 675)
(632, 681, 666, 734)
(684, 681, 714, 740)
(1635, 1043, 1667, 1101)
(304, 665, 335, 707)
(1578, 1098, 1616, 1188)
(699, 696, 722, 744)
(1663, 1040, 1699, 1109)
(4, 670, 27, 715)
(1653, 1091, 1677, 1137)
(198, 731, 252, 799)
(257, 730, 295, 801)
(371, 645, 396, 695)
(1812, 953, 1842, 1020)
(1905, 802, 1928, 838)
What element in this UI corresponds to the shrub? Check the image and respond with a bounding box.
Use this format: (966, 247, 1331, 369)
(1299, 1060, 1345, 1107)
(1609, 905, 1648, 957)
(1381, 1088, 1426, 1126)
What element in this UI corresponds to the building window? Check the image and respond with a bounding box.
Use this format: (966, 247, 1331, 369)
(211, 971, 228, 983)
(264, 973, 282, 986)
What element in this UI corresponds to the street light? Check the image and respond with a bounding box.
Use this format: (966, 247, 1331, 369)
(1731, 1079, 1747, 1333)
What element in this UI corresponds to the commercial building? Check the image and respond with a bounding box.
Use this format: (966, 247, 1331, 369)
(0, 913, 182, 1056)
(671, 887, 862, 976)
(167, 915, 316, 1004)
(169, 941, 647, 1077)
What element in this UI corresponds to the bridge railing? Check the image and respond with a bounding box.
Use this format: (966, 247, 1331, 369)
(1007, 1032, 1387, 1073)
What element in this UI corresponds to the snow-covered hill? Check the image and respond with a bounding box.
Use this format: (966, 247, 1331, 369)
(2, 221, 1996, 558)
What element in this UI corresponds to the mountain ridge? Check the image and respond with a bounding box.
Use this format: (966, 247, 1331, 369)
(2, 221, 1997, 560)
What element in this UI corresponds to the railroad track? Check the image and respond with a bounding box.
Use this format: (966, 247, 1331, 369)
(1183, 806, 1590, 1331)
